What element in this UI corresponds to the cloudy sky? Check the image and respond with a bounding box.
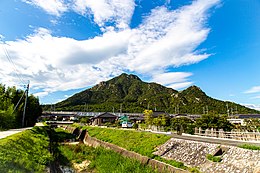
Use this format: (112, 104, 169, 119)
(0, 0, 259, 110)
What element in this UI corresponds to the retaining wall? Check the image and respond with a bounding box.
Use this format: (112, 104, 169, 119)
(83, 132, 188, 173)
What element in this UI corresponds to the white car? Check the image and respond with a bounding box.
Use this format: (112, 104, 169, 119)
(122, 122, 133, 128)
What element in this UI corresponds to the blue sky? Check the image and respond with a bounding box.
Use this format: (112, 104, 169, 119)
(0, 0, 259, 110)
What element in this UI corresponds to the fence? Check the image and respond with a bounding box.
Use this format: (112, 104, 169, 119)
(194, 127, 260, 141)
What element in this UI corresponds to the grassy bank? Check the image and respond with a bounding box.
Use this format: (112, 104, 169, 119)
(82, 126, 190, 170)
(0, 127, 53, 173)
(59, 144, 159, 173)
(83, 126, 171, 157)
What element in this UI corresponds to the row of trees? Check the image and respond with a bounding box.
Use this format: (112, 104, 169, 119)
(143, 110, 234, 134)
(0, 84, 42, 130)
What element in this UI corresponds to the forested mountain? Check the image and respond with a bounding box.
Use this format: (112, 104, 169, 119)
(49, 73, 259, 114)
(0, 84, 42, 130)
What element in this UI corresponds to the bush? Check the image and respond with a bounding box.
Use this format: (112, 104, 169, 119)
(206, 154, 222, 162)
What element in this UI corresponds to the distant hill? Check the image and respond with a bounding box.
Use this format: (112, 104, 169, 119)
(46, 73, 259, 114)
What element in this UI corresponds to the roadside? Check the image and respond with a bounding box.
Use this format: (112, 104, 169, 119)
(0, 127, 32, 139)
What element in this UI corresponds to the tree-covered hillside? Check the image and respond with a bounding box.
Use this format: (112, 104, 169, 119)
(0, 84, 42, 130)
(45, 73, 259, 114)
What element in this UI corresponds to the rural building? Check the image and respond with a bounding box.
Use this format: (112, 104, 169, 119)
(91, 112, 118, 125)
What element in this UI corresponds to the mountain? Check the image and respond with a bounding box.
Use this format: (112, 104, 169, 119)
(49, 73, 259, 114)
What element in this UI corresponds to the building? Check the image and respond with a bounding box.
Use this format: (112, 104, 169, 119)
(91, 112, 118, 126)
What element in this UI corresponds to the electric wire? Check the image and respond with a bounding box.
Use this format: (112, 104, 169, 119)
(1, 44, 26, 86)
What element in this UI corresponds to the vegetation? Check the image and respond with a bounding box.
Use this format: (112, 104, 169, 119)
(243, 118, 260, 131)
(171, 117, 195, 134)
(195, 114, 234, 131)
(83, 126, 199, 171)
(43, 73, 259, 114)
(59, 144, 159, 173)
(206, 154, 222, 162)
(83, 126, 171, 158)
(238, 144, 260, 150)
(0, 126, 53, 172)
(152, 156, 186, 170)
(0, 84, 42, 130)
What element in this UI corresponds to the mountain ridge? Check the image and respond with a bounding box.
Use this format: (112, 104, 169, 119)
(50, 73, 259, 114)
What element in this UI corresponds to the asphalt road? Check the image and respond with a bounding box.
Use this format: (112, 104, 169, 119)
(171, 133, 260, 146)
(0, 127, 32, 139)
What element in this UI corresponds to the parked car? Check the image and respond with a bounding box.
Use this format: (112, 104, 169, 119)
(122, 122, 133, 128)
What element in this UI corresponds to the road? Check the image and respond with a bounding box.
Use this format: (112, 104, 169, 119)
(171, 133, 260, 146)
(0, 127, 32, 139)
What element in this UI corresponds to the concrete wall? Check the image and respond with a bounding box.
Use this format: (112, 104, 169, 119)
(83, 132, 188, 173)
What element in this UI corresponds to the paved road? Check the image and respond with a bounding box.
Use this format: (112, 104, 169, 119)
(0, 127, 32, 139)
(171, 133, 260, 146)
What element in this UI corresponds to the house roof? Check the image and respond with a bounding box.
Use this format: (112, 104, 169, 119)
(151, 111, 169, 117)
(94, 112, 118, 119)
(236, 114, 260, 119)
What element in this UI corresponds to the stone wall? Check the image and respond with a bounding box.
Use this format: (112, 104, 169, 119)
(155, 138, 260, 173)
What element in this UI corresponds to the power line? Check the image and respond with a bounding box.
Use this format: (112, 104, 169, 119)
(1, 44, 26, 85)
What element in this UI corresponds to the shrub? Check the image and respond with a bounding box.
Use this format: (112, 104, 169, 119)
(206, 154, 222, 162)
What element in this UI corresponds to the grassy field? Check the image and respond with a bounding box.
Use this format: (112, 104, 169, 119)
(0, 126, 53, 173)
(59, 144, 159, 173)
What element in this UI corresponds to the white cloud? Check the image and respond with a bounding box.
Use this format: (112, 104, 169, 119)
(245, 86, 260, 94)
(72, 0, 135, 29)
(34, 91, 49, 97)
(243, 104, 260, 111)
(126, 0, 219, 73)
(1, 0, 220, 101)
(151, 72, 193, 90)
(252, 95, 260, 99)
(168, 82, 193, 90)
(23, 0, 68, 16)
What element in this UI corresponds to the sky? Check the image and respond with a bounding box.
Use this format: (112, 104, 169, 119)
(0, 0, 260, 110)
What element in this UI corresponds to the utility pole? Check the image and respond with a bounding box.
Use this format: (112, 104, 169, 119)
(206, 106, 209, 115)
(22, 82, 29, 127)
(226, 103, 229, 116)
(120, 103, 122, 114)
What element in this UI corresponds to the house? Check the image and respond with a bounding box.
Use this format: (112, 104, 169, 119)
(151, 111, 170, 118)
(91, 112, 118, 126)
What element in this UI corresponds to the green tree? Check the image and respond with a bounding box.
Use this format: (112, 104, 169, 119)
(195, 114, 234, 131)
(171, 117, 195, 134)
(144, 109, 153, 125)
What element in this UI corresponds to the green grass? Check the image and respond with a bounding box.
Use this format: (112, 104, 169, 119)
(82, 126, 191, 170)
(206, 154, 222, 162)
(59, 144, 159, 173)
(83, 126, 171, 158)
(0, 126, 53, 173)
(238, 144, 260, 150)
(153, 156, 187, 170)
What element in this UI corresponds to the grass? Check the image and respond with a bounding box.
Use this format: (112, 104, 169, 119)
(0, 126, 53, 173)
(238, 144, 260, 150)
(59, 144, 159, 173)
(152, 155, 187, 170)
(83, 126, 171, 158)
(206, 154, 222, 162)
(82, 126, 191, 170)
